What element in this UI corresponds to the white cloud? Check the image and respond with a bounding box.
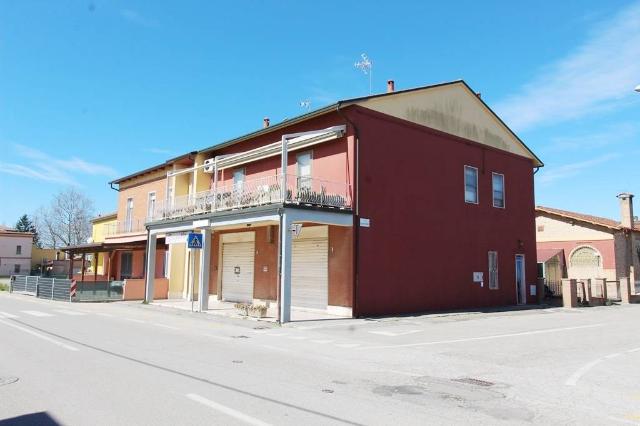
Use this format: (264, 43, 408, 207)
(143, 147, 174, 155)
(536, 153, 618, 185)
(495, 2, 640, 131)
(0, 144, 118, 185)
(121, 9, 158, 28)
(546, 122, 638, 152)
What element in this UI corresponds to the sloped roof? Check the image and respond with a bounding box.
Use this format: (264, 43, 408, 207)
(536, 206, 640, 232)
(537, 248, 564, 263)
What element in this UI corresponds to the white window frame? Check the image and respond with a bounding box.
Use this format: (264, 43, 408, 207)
(488, 251, 499, 290)
(296, 151, 312, 190)
(125, 197, 134, 232)
(147, 191, 157, 221)
(464, 165, 479, 204)
(492, 172, 505, 209)
(233, 168, 246, 189)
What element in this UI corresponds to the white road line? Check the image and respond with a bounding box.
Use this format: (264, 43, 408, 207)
(0, 312, 19, 319)
(53, 309, 86, 316)
(364, 323, 605, 349)
(566, 347, 640, 386)
(369, 329, 422, 337)
(186, 393, 271, 426)
(0, 319, 78, 351)
(21, 310, 53, 317)
(152, 323, 180, 330)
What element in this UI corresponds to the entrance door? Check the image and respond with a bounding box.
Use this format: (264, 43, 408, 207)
(291, 226, 328, 310)
(515, 254, 526, 304)
(221, 241, 255, 303)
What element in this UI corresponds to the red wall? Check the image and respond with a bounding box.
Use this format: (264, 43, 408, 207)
(349, 106, 538, 316)
(537, 240, 615, 269)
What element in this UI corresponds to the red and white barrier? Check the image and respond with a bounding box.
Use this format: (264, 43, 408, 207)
(70, 280, 77, 299)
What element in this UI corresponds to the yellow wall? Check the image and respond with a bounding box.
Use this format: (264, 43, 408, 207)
(31, 247, 62, 268)
(92, 217, 116, 243)
(536, 216, 613, 243)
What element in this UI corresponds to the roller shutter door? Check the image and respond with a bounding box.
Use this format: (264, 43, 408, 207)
(221, 241, 255, 303)
(291, 236, 328, 309)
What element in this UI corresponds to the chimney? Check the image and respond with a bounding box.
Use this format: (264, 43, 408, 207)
(263, 117, 270, 128)
(387, 80, 395, 93)
(618, 193, 635, 229)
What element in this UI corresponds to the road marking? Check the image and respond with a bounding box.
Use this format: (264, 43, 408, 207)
(369, 329, 422, 337)
(364, 323, 605, 349)
(95, 313, 114, 317)
(152, 323, 180, 330)
(0, 319, 78, 351)
(310, 339, 333, 344)
(53, 309, 86, 316)
(186, 393, 271, 426)
(0, 312, 19, 319)
(566, 347, 640, 386)
(21, 310, 53, 317)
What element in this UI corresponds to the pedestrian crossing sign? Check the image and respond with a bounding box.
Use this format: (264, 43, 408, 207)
(187, 232, 203, 249)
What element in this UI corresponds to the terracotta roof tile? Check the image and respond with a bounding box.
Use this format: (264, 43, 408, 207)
(536, 206, 640, 231)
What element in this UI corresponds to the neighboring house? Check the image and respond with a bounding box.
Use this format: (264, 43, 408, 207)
(536, 193, 640, 289)
(0, 226, 33, 276)
(101, 79, 541, 321)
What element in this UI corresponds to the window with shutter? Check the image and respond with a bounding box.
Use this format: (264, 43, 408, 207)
(488, 251, 499, 290)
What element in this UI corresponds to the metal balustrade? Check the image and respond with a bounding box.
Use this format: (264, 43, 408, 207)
(103, 219, 147, 236)
(152, 174, 352, 221)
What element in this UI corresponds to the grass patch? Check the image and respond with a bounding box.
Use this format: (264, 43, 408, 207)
(0, 283, 9, 292)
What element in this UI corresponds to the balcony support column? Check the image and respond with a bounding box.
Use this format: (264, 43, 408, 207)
(144, 233, 157, 303)
(198, 228, 211, 312)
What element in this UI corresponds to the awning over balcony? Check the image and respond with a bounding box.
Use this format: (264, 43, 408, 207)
(206, 125, 346, 171)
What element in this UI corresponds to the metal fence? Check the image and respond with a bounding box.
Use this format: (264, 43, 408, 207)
(75, 281, 123, 301)
(10, 275, 72, 302)
(544, 279, 562, 298)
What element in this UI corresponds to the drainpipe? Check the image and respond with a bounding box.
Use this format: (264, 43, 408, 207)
(336, 102, 360, 318)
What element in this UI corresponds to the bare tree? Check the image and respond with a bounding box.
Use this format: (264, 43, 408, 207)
(34, 188, 95, 248)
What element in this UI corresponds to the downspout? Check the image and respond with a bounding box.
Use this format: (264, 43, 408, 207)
(533, 167, 540, 174)
(336, 102, 360, 318)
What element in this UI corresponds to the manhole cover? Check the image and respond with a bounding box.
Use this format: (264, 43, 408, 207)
(452, 377, 494, 387)
(0, 377, 18, 386)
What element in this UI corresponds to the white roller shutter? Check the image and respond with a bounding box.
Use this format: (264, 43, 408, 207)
(221, 241, 255, 303)
(291, 228, 328, 310)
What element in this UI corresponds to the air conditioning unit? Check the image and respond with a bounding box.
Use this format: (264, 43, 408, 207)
(203, 158, 215, 173)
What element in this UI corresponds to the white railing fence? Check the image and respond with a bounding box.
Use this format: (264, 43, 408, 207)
(153, 174, 351, 221)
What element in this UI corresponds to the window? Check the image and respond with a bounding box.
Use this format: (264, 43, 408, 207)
(233, 168, 245, 189)
(120, 252, 133, 279)
(297, 151, 312, 190)
(464, 166, 478, 204)
(16, 245, 21, 255)
(14, 264, 20, 274)
(147, 192, 156, 221)
(164, 250, 171, 278)
(125, 198, 134, 232)
(492, 173, 505, 208)
(488, 251, 499, 289)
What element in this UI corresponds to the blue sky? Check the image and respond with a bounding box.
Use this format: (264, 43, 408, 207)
(1, 0, 639, 226)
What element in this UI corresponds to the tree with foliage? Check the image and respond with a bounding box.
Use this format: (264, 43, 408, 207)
(15, 214, 41, 248)
(33, 188, 95, 248)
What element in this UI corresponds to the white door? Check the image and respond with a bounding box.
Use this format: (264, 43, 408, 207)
(291, 226, 328, 310)
(221, 241, 255, 303)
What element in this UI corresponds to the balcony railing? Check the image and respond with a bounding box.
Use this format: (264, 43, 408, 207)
(153, 174, 352, 221)
(103, 219, 147, 236)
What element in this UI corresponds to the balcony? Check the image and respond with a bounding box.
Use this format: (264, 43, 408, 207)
(103, 219, 147, 237)
(153, 174, 352, 221)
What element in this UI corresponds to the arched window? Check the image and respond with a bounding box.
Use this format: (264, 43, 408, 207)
(570, 246, 600, 268)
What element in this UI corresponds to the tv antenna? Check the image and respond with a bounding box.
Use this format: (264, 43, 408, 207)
(299, 100, 311, 110)
(354, 53, 373, 94)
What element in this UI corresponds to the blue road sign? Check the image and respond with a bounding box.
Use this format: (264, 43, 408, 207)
(187, 232, 203, 249)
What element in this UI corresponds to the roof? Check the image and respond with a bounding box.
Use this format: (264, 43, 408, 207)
(91, 212, 118, 223)
(0, 225, 33, 236)
(537, 248, 564, 263)
(112, 80, 542, 184)
(536, 206, 640, 232)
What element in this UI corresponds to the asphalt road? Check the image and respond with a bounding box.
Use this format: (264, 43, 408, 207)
(0, 292, 639, 425)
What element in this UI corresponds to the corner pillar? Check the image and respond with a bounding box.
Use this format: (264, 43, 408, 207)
(562, 278, 578, 308)
(198, 229, 212, 312)
(145, 234, 157, 303)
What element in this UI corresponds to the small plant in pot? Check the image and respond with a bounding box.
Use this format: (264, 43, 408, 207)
(248, 304, 268, 318)
(234, 303, 249, 316)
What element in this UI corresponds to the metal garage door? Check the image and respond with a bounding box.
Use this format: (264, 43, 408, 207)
(221, 241, 255, 303)
(291, 227, 328, 310)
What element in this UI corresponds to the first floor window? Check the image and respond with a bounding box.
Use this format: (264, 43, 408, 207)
(14, 264, 20, 274)
(464, 166, 478, 204)
(16, 245, 22, 255)
(488, 251, 499, 289)
(233, 168, 245, 190)
(492, 173, 505, 208)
